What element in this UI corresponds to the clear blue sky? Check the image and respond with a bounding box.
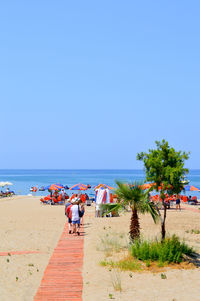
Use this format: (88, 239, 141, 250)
(0, 1, 199, 169)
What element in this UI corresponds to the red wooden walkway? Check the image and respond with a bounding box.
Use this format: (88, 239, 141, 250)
(34, 223, 84, 301)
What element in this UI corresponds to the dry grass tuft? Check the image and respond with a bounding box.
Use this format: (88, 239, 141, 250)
(100, 255, 196, 273)
(97, 232, 128, 256)
(111, 269, 122, 292)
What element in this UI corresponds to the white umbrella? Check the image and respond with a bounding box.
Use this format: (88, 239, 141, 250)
(0, 182, 6, 187)
(4, 182, 13, 186)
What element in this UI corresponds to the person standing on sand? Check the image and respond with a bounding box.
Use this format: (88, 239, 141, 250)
(61, 188, 65, 203)
(176, 195, 181, 211)
(65, 199, 72, 234)
(95, 203, 100, 217)
(71, 198, 81, 235)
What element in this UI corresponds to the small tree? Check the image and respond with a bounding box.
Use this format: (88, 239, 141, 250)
(137, 139, 189, 241)
(112, 181, 158, 241)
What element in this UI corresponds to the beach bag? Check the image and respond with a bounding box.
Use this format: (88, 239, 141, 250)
(78, 205, 84, 218)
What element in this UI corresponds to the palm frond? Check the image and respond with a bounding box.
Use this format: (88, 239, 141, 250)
(138, 200, 159, 224)
(115, 180, 159, 224)
(115, 181, 145, 206)
(101, 203, 123, 215)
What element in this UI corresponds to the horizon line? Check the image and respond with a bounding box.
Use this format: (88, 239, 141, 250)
(0, 168, 199, 171)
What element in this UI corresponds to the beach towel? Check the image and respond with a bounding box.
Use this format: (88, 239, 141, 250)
(96, 188, 105, 205)
(96, 188, 111, 204)
(105, 188, 110, 204)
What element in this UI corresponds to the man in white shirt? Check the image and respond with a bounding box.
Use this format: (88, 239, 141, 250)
(71, 198, 81, 235)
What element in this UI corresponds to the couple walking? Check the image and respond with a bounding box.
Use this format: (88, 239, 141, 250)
(65, 197, 84, 235)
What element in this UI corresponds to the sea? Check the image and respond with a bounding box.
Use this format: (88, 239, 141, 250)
(0, 169, 200, 197)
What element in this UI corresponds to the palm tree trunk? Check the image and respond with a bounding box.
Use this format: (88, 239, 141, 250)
(130, 208, 140, 241)
(161, 202, 167, 242)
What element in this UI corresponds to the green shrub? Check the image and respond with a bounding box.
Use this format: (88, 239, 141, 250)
(161, 273, 167, 279)
(130, 235, 193, 264)
(146, 260, 151, 267)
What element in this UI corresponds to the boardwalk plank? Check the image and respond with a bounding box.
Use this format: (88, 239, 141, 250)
(34, 223, 84, 301)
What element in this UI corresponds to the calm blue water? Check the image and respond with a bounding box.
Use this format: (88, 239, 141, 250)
(0, 169, 200, 197)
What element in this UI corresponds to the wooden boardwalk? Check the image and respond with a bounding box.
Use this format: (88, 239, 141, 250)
(34, 223, 84, 301)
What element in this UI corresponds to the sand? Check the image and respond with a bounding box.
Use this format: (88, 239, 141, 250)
(82, 204, 200, 301)
(0, 196, 199, 301)
(0, 195, 65, 301)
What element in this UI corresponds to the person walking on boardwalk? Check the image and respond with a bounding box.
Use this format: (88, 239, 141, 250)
(65, 199, 72, 234)
(71, 198, 81, 235)
(79, 202, 85, 225)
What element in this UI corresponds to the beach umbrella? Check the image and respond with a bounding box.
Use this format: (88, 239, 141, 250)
(55, 183, 64, 188)
(4, 182, 13, 186)
(44, 184, 63, 191)
(184, 185, 200, 191)
(49, 184, 63, 191)
(95, 184, 114, 190)
(139, 183, 154, 190)
(69, 183, 88, 191)
(132, 183, 173, 191)
(0, 182, 6, 187)
(144, 183, 173, 190)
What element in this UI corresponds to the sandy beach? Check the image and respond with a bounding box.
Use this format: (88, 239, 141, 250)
(2, 0, 200, 299)
(0, 196, 65, 301)
(82, 203, 200, 301)
(0, 196, 200, 301)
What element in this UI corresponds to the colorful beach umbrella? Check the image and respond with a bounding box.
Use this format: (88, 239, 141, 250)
(184, 185, 200, 191)
(130, 183, 154, 190)
(44, 184, 63, 191)
(55, 183, 64, 188)
(133, 183, 173, 191)
(69, 183, 88, 191)
(48, 184, 62, 191)
(139, 183, 154, 190)
(95, 184, 114, 190)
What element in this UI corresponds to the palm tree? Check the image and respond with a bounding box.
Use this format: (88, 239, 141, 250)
(114, 181, 159, 241)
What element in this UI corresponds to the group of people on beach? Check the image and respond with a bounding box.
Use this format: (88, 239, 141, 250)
(0, 187, 15, 197)
(64, 194, 85, 235)
(149, 193, 198, 210)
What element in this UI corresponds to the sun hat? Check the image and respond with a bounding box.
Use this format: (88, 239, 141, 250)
(71, 198, 78, 204)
